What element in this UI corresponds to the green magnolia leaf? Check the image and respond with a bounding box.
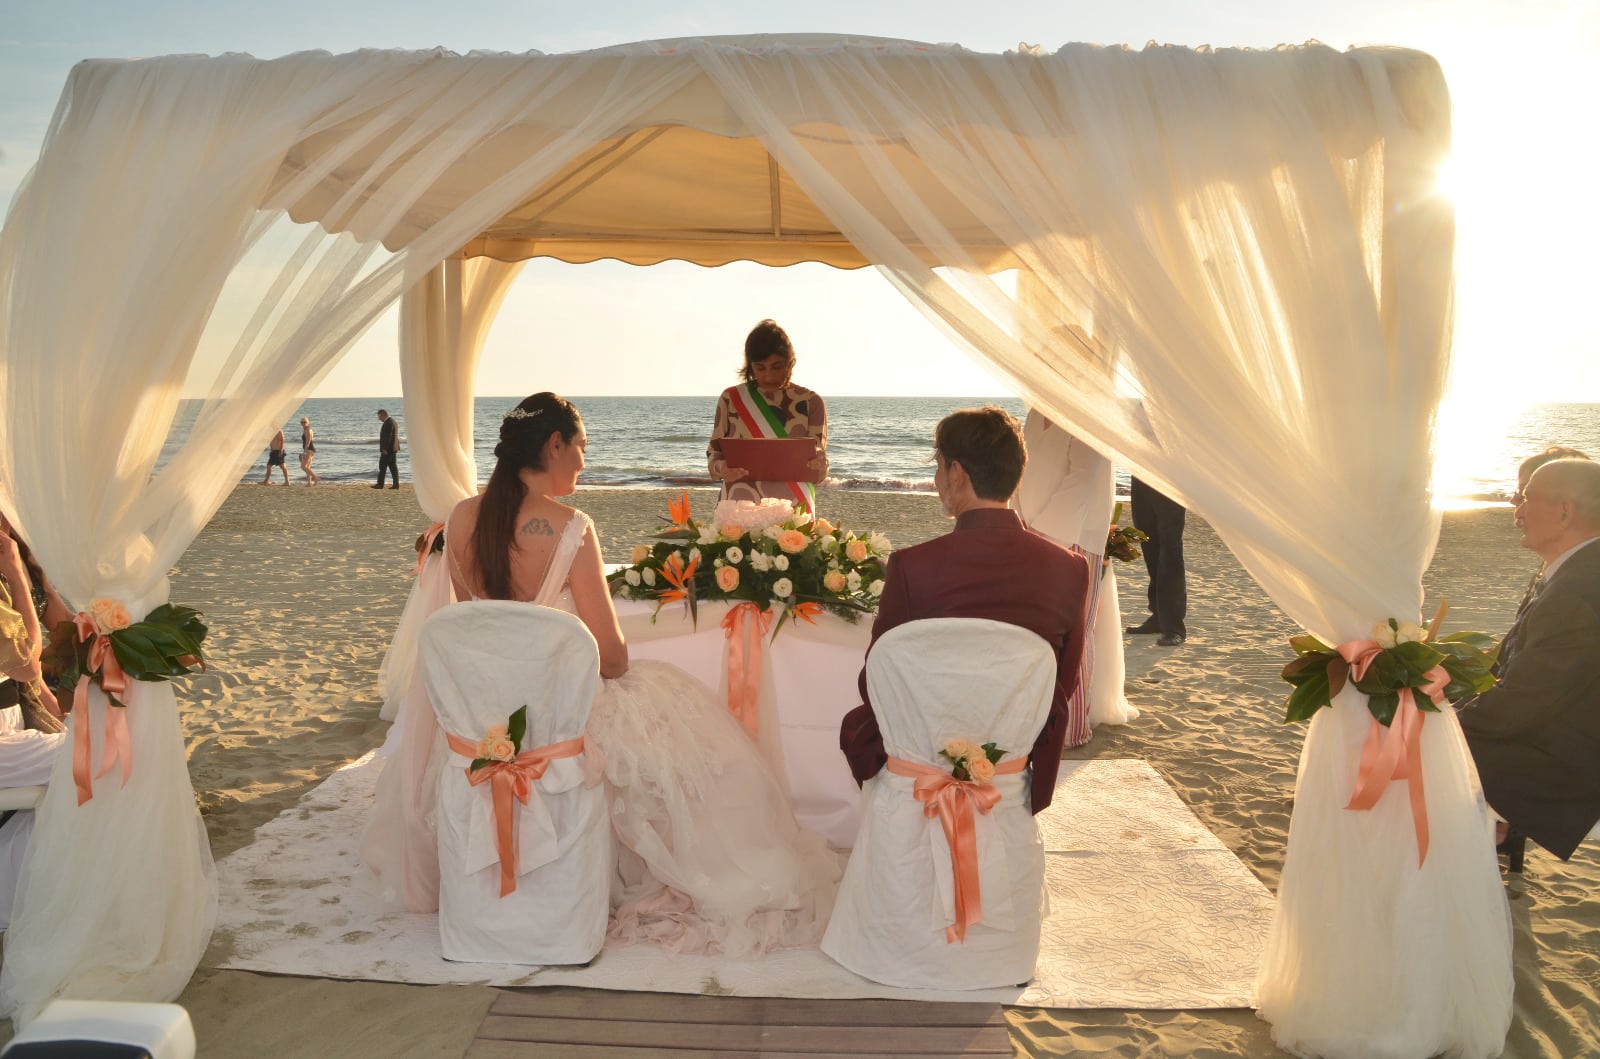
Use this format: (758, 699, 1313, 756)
(507, 705, 527, 749)
(108, 628, 175, 680)
(1327, 657, 1350, 700)
(1281, 651, 1334, 687)
(1391, 639, 1447, 680)
(1366, 691, 1401, 727)
(1353, 651, 1410, 694)
(982, 741, 1004, 765)
(1288, 634, 1336, 657)
(1283, 667, 1333, 722)
(1438, 630, 1496, 651)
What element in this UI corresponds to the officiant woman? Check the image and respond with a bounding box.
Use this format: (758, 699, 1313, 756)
(706, 319, 828, 516)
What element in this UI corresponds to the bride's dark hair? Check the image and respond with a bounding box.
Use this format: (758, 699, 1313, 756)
(472, 392, 583, 600)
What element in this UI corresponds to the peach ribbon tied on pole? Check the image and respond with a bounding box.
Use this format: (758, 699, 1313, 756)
(1337, 638, 1449, 866)
(70, 611, 133, 806)
(885, 754, 1028, 943)
(446, 733, 585, 897)
(410, 522, 445, 577)
(721, 601, 774, 738)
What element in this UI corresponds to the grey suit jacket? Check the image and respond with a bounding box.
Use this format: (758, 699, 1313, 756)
(1457, 537, 1600, 859)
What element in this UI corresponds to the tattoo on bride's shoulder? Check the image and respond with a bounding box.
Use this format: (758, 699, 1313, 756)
(520, 516, 555, 537)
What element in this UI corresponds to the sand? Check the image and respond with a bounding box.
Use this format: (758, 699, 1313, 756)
(13, 484, 1600, 1056)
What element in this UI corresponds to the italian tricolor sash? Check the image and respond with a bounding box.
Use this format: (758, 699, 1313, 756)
(727, 383, 817, 515)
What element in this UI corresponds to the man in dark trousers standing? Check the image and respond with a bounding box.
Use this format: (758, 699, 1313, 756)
(374, 409, 400, 489)
(1127, 477, 1186, 645)
(839, 406, 1091, 814)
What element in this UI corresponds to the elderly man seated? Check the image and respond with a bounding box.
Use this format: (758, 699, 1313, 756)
(1457, 457, 1600, 864)
(839, 406, 1092, 813)
(0, 597, 65, 929)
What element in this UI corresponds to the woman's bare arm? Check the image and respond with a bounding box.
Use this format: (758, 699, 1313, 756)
(568, 524, 629, 679)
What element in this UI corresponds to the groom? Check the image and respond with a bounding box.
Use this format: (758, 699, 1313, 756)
(1457, 457, 1600, 862)
(839, 406, 1092, 813)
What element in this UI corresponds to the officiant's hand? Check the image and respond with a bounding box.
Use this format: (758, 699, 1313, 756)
(722, 466, 750, 483)
(806, 455, 825, 473)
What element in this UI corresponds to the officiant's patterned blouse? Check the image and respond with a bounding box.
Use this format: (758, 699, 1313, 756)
(707, 319, 829, 515)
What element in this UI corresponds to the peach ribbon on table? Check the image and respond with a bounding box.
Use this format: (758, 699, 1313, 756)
(410, 522, 445, 578)
(1336, 639, 1450, 866)
(446, 733, 585, 897)
(721, 601, 774, 739)
(885, 754, 1028, 943)
(70, 612, 132, 806)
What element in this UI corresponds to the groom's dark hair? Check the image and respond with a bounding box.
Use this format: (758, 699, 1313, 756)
(935, 406, 1026, 501)
(473, 392, 583, 600)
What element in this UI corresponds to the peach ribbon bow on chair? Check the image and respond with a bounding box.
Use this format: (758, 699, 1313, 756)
(1337, 639, 1450, 866)
(446, 733, 584, 897)
(721, 602, 774, 738)
(70, 611, 132, 806)
(885, 754, 1028, 943)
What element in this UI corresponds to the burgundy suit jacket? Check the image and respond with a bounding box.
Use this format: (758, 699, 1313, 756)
(839, 506, 1091, 813)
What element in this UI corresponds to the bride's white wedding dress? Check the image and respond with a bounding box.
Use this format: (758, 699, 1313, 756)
(375, 509, 840, 958)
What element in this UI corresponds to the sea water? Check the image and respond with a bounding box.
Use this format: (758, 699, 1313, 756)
(237, 395, 1600, 504)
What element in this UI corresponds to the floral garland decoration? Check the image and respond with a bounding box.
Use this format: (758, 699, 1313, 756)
(1104, 501, 1149, 566)
(939, 737, 1005, 784)
(1280, 603, 1496, 726)
(607, 494, 889, 637)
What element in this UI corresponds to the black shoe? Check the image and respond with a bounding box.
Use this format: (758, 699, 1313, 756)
(389, 484, 400, 490)
(1125, 620, 1159, 635)
(1156, 632, 1186, 646)
(1496, 828, 1527, 873)
(371, 484, 383, 489)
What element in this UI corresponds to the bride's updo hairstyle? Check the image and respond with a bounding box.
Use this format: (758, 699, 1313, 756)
(473, 392, 583, 600)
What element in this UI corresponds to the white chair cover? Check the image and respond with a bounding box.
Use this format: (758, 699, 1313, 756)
(822, 618, 1055, 989)
(420, 601, 612, 965)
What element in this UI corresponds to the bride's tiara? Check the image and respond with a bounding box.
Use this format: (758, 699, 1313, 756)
(504, 407, 544, 421)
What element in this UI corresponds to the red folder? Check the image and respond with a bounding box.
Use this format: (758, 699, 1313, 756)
(718, 437, 822, 482)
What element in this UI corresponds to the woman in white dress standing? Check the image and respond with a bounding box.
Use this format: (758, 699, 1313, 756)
(441, 392, 839, 956)
(1012, 409, 1138, 732)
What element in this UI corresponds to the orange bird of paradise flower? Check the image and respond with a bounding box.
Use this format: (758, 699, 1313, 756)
(657, 551, 700, 603)
(791, 601, 824, 624)
(667, 491, 693, 527)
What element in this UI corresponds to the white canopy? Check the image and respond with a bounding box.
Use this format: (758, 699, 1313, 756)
(0, 35, 1511, 1057)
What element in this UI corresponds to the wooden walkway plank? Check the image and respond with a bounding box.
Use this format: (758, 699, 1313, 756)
(475, 1014, 1011, 1054)
(489, 989, 1007, 1028)
(469, 1046, 1008, 1059)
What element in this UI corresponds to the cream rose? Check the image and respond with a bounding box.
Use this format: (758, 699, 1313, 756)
(1371, 621, 1397, 649)
(968, 757, 996, 784)
(868, 579, 884, 597)
(777, 529, 809, 554)
(631, 544, 651, 565)
(944, 738, 975, 760)
(724, 546, 744, 565)
(642, 567, 657, 586)
(90, 597, 133, 634)
(772, 577, 794, 599)
(625, 568, 641, 586)
(823, 570, 847, 593)
(772, 554, 790, 572)
(868, 531, 891, 554)
(846, 570, 862, 592)
(845, 539, 869, 563)
(1395, 620, 1428, 644)
(485, 724, 509, 742)
(485, 736, 517, 762)
(716, 565, 740, 592)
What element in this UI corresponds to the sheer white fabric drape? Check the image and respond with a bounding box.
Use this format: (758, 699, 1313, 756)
(691, 40, 1509, 1057)
(0, 49, 691, 1023)
(378, 257, 522, 719)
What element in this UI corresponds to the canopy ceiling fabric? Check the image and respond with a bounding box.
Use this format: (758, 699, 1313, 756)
(0, 34, 1509, 1058)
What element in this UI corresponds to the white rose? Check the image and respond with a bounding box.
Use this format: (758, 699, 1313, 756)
(827, 558, 840, 570)
(819, 534, 837, 552)
(624, 568, 641, 586)
(763, 524, 784, 541)
(642, 567, 657, 586)
(773, 554, 789, 571)
(846, 570, 862, 592)
(1395, 621, 1428, 645)
(868, 531, 891, 554)
(750, 551, 772, 572)
(772, 577, 794, 599)
(869, 579, 884, 597)
(725, 546, 744, 565)
(1370, 621, 1396, 649)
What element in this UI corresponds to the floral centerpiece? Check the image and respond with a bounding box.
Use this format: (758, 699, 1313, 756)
(608, 494, 889, 635)
(1279, 604, 1496, 726)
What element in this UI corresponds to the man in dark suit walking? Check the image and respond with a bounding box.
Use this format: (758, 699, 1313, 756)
(839, 406, 1091, 814)
(374, 408, 400, 489)
(1126, 477, 1187, 645)
(1458, 457, 1600, 863)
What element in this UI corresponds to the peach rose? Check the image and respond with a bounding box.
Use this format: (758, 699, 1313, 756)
(485, 737, 517, 761)
(823, 570, 847, 593)
(944, 738, 975, 761)
(631, 544, 651, 565)
(716, 565, 740, 592)
(90, 598, 133, 634)
(485, 724, 509, 742)
(813, 518, 836, 536)
(844, 539, 869, 563)
(968, 757, 996, 784)
(777, 529, 809, 554)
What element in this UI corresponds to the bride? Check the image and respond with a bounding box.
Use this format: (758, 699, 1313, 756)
(438, 392, 839, 956)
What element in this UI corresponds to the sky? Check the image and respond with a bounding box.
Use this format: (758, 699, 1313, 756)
(2, 0, 1597, 416)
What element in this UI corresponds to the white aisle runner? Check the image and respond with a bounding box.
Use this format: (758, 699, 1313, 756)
(213, 757, 1273, 1008)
